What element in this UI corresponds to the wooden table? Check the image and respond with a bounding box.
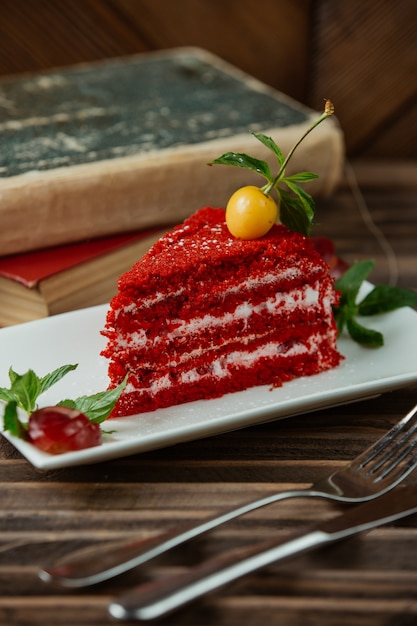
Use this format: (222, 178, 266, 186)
(0, 161, 416, 625)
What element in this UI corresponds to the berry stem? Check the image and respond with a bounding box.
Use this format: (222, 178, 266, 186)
(263, 100, 334, 196)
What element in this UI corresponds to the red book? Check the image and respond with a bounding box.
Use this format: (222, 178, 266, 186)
(0, 228, 168, 326)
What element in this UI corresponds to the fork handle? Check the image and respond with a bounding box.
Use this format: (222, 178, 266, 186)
(40, 488, 318, 587)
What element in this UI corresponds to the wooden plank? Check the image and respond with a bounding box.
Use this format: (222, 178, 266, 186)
(359, 107, 417, 158)
(0, 0, 310, 101)
(347, 160, 417, 189)
(309, 0, 417, 157)
(112, 0, 311, 100)
(0, 0, 148, 75)
(314, 163, 417, 288)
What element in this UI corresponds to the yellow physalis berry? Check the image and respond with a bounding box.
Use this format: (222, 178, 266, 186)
(226, 185, 280, 239)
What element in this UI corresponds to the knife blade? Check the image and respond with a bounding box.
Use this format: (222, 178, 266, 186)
(109, 484, 417, 622)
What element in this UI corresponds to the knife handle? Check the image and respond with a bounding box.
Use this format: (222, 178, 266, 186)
(109, 529, 327, 621)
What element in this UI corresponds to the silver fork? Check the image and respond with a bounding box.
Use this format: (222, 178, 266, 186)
(39, 401, 417, 588)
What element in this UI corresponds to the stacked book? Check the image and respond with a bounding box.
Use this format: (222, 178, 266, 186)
(0, 47, 344, 326)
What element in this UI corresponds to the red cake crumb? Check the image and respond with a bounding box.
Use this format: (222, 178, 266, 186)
(101, 207, 342, 416)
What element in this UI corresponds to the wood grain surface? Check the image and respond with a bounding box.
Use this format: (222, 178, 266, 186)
(310, 0, 417, 158)
(0, 165, 416, 625)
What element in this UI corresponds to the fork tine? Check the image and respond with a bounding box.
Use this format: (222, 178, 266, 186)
(372, 424, 417, 474)
(376, 439, 417, 481)
(359, 404, 417, 482)
(353, 407, 416, 469)
(367, 416, 417, 471)
(358, 404, 417, 466)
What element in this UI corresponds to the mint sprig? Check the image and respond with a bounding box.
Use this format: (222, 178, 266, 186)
(209, 101, 334, 236)
(0, 364, 78, 414)
(334, 260, 417, 347)
(0, 364, 126, 439)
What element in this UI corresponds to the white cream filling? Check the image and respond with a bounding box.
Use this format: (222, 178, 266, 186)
(169, 284, 320, 339)
(138, 314, 337, 370)
(115, 281, 334, 351)
(118, 287, 185, 317)
(118, 267, 310, 316)
(127, 332, 328, 396)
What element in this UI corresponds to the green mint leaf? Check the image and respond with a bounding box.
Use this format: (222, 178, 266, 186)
(59, 377, 127, 424)
(284, 172, 319, 184)
(347, 317, 384, 348)
(333, 260, 376, 346)
(283, 180, 315, 225)
(0, 386, 17, 404)
(279, 187, 313, 236)
(335, 260, 375, 308)
(9, 370, 42, 413)
(39, 364, 78, 396)
(3, 368, 42, 412)
(333, 305, 349, 334)
(333, 259, 415, 348)
(250, 131, 285, 167)
(358, 285, 417, 316)
(209, 152, 272, 182)
(8, 367, 19, 385)
(3, 401, 28, 439)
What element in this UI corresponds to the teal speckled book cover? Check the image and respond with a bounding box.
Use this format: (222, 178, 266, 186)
(0, 47, 344, 255)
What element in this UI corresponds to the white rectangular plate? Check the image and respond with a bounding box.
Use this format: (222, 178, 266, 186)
(1, 295, 417, 469)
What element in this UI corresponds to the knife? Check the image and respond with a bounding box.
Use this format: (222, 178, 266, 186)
(108, 484, 417, 622)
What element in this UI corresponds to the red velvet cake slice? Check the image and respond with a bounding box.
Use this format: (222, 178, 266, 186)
(101, 207, 342, 416)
